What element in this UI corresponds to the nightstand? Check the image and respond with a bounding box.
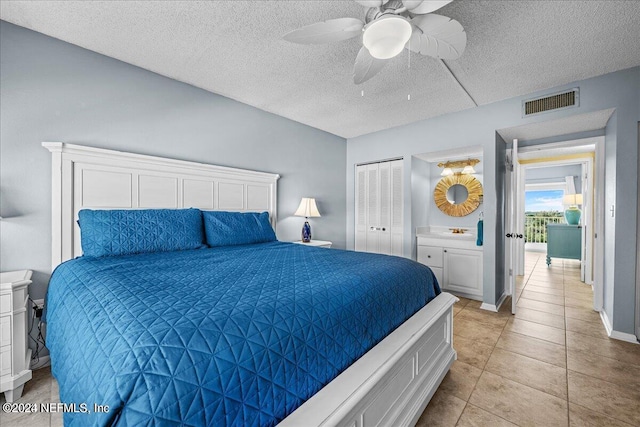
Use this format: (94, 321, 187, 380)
(293, 240, 332, 248)
(0, 270, 33, 402)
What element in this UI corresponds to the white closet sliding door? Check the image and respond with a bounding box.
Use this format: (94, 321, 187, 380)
(355, 159, 403, 256)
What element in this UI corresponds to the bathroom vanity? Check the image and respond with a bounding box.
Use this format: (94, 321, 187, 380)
(416, 227, 483, 300)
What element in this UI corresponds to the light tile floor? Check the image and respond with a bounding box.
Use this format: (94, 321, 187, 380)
(2, 252, 638, 426)
(417, 252, 640, 427)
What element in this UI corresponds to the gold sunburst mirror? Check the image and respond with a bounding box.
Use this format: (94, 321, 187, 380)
(434, 174, 483, 217)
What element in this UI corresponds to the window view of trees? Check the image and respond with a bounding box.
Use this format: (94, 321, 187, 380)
(524, 190, 565, 243)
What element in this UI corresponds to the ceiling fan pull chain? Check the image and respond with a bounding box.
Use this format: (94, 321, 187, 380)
(407, 38, 411, 101)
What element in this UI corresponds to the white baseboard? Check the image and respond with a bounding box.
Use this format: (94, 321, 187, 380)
(610, 330, 639, 344)
(480, 293, 507, 313)
(600, 310, 613, 335)
(30, 355, 50, 370)
(600, 310, 639, 345)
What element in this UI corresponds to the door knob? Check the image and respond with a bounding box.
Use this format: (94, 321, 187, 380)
(506, 233, 513, 238)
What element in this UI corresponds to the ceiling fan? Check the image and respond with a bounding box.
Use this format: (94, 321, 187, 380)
(283, 0, 466, 84)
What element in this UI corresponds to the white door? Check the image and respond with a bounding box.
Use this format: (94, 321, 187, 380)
(580, 163, 589, 283)
(355, 165, 367, 252)
(355, 160, 403, 256)
(366, 163, 380, 253)
(506, 139, 522, 314)
(390, 160, 403, 256)
(378, 161, 392, 255)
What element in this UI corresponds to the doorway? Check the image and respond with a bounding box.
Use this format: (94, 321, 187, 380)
(506, 136, 604, 314)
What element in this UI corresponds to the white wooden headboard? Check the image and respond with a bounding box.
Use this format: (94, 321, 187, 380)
(43, 142, 280, 270)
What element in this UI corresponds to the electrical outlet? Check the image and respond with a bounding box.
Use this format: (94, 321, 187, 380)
(33, 299, 45, 318)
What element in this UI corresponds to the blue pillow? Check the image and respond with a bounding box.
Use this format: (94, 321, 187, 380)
(202, 211, 277, 247)
(78, 208, 206, 257)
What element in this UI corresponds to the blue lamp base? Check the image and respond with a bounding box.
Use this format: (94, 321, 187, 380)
(564, 207, 581, 225)
(302, 221, 312, 242)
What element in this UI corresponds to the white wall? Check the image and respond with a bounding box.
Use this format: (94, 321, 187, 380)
(525, 164, 582, 193)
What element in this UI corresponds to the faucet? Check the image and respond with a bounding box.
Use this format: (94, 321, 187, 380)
(449, 228, 467, 234)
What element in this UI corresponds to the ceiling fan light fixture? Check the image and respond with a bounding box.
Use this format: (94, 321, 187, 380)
(362, 15, 412, 60)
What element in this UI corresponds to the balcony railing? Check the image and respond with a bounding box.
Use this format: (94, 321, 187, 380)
(525, 214, 565, 243)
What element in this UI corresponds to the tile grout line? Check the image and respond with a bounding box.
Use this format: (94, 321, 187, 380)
(563, 261, 571, 426)
(453, 299, 518, 426)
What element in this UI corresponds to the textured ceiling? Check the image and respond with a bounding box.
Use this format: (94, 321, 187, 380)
(1, 1, 639, 138)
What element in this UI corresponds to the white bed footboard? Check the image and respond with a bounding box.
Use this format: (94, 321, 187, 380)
(280, 292, 458, 427)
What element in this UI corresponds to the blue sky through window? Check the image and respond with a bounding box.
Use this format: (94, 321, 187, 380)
(525, 190, 564, 212)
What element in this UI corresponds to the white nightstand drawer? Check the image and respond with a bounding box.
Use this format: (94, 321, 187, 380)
(0, 316, 11, 348)
(417, 246, 443, 268)
(0, 294, 10, 314)
(0, 347, 11, 377)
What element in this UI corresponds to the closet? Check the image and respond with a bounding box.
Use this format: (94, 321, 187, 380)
(355, 159, 403, 256)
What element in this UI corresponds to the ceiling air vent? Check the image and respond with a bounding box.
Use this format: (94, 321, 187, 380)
(523, 88, 579, 117)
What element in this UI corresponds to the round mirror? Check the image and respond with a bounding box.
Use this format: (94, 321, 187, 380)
(446, 184, 469, 205)
(434, 174, 483, 217)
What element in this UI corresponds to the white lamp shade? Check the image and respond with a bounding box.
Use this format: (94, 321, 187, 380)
(294, 198, 321, 217)
(563, 194, 583, 205)
(362, 16, 412, 60)
(441, 167, 454, 177)
(462, 165, 476, 174)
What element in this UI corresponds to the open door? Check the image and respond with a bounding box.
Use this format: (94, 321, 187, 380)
(506, 139, 523, 314)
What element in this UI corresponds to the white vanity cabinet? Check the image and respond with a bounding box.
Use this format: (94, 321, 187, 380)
(417, 235, 483, 300)
(417, 245, 444, 286)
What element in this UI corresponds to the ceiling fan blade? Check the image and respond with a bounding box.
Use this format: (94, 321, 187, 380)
(407, 14, 466, 60)
(353, 46, 387, 84)
(403, 1, 453, 15)
(354, 0, 389, 7)
(283, 18, 364, 44)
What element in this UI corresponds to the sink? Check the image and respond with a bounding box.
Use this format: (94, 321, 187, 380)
(439, 232, 474, 239)
(416, 232, 473, 240)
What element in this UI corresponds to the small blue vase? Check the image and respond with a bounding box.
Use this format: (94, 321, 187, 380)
(302, 221, 311, 242)
(564, 207, 581, 225)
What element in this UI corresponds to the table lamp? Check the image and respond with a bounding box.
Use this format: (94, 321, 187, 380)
(563, 193, 583, 225)
(294, 198, 321, 243)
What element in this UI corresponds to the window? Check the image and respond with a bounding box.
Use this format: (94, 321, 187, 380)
(524, 189, 565, 243)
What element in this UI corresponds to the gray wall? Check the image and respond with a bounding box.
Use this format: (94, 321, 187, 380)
(346, 67, 639, 334)
(410, 156, 431, 260)
(525, 164, 582, 193)
(0, 22, 347, 303)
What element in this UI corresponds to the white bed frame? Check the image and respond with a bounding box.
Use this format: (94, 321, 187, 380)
(44, 142, 457, 427)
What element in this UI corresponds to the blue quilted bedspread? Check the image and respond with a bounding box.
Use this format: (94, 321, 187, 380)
(46, 242, 440, 426)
